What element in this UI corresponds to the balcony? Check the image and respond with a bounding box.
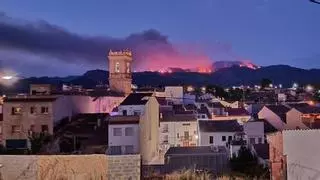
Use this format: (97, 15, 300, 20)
(161, 128, 169, 133)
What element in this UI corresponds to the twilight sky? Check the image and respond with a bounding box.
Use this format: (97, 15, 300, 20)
(0, 0, 320, 77)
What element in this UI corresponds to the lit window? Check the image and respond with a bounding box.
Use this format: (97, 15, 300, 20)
(11, 107, 22, 115)
(115, 62, 120, 73)
(113, 128, 122, 136)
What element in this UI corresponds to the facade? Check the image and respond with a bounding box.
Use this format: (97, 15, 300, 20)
(286, 104, 320, 129)
(108, 116, 140, 155)
(2, 95, 71, 148)
(243, 121, 265, 144)
(164, 86, 183, 104)
(198, 120, 243, 147)
(268, 130, 320, 180)
(108, 49, 132, 95)
(159, 112, 198, 155)
(108, 92, 160, 165)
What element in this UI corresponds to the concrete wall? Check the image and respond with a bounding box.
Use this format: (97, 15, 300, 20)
(283, 130, 320, 180)
(108, 124, 140, 154)
(140, 96, 160, 165)
(258, 106, 285, 130)
(243, 121, 265, 144)
(118, 105, 145, 116)
(199, 132, 236, 147)
(285, 109, 308, 130)
(0, 154, 141, 180)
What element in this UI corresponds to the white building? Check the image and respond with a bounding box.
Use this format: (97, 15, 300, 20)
(164, 86, 183, 104)
(243, 121, 265, 144)
(117, 93, 153, 116)
(258, 105, 290, 130)
(198, 120, 243, 147)
(159, 112, 198, 155)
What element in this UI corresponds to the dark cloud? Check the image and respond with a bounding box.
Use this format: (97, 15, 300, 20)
(0, 12, 175, 68)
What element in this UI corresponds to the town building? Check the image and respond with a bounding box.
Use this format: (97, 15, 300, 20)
(212, 107, 251, 123)
(108, 92, 160, 165)
(108, 49, 132, 95)
(198, 120, 243, 147)
(286, 103, 320, 129)
(243, 121, 265, 144)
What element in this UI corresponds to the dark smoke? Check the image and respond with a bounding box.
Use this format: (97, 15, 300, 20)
(0, 12, 175, 68)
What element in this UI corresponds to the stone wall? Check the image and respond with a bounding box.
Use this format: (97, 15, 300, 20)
(0, 154, 141, 180)
(107, 155, 141, 180)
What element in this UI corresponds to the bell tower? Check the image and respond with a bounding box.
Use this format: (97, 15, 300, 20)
(108, 49, 132, 95)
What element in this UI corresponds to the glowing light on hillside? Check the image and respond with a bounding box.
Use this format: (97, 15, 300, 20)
(187, 86, 194, 92)
(2, 76, 13, 80)
(306, 85, 314, 92)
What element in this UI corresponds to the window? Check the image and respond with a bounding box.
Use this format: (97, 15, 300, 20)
(109, 146, 121, 155)
(123, 110, 127, 116)
(163, 135, 169, 143)
(102, 105, 107, 112)
(222, 136, 226, 142)
(249, 138, 256, 144)
(133, 111, 140, 116)
(30, 107, 36, 114)
(11, 125, 20, 133)
(11, 107, 22, 115)
(184, 131, 189, 140)
(41, 125, 49, 132)
(115, 62, 120, 73)
(194, 131, 197, 135)
(258, 137, 263, 144)
(177, 133, 179, 138)
(163, 124, 169, 133)
(228, 136, 232, 142)
(125, 127, 134, 136)
(41, 107, 49, 114)
(0, 125, 2, 134)
(160, 113, 163, 119)
(113, 128, 122, 136)
(201, 114, 206, 119)
(126, 62, 130, 73)
(182, 123, 190, 126)
(125, 145, 134, 154)
(209, 136, 214, 144)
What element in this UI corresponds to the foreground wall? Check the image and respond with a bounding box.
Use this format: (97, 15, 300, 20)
(0, 154, 141, 180)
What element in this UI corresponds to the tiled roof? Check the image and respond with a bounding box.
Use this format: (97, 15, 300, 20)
(4, 95, 58, 102)
(293, 105, 320, 114)
(266, 105, 290, 123)
(108, 115, 140, 124)
(226, 108, 249, 116)
(120, 93, 153, 105)
(165, 146, 227, 155)
(253, 144, 269, 159)
(199, 120, 243, 132)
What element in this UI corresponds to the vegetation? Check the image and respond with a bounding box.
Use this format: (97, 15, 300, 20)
(260, 78, 272, 89)
(165, 169, 212, 180)
(28, 132, 52, 154)
(230, 146, 269, 179)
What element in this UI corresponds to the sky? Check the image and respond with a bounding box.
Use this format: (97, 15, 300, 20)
(0, 0, 320, 77)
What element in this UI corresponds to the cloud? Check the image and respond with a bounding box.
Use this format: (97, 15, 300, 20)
(0, 12, 250, 75)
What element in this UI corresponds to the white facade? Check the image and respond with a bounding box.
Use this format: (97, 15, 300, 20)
(159, 121, 198, 152)
(285, 108, 308, 130)
(212, 115, 251, 124)
(108, 124, 140, 154)
(118, 105, 145, 116)
(199, 132, 236, 147)
(243, 121, 265, 144)
(164, 86, 183, 104)
(258, 106, 285, 130)
(282, 130, 320, 180)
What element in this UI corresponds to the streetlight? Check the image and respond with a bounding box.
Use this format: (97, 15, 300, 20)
(1, 76, 13, 80)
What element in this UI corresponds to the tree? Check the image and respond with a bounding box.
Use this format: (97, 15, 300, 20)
(28, 132, 52, 154)
(261, 78, 272, 89)
(230, 146, 269, 178)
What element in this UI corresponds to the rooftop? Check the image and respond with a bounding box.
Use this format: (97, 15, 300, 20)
(165, 146, 227, 156)
(265, 105, 291, 123)
(161, 111, 196, 122)
(199, 120, 243, 132)
(120, 93, 153, 105)
(4, 95, 59, 102)
(208, 102, 225, 108)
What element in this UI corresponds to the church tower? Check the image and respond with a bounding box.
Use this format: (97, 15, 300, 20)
(108, 49, 132, 95)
